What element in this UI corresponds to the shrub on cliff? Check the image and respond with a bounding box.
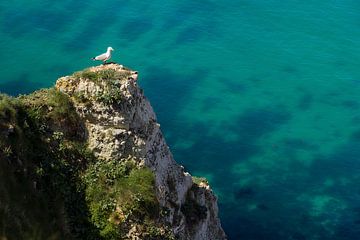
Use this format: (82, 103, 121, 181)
(73, 68, 131, 105)
(83, 158, 162, 239)
(75, 68, 131, 84)
(18, 88, 82, 139)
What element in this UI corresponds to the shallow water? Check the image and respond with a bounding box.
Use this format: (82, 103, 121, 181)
(1, 1, 360, 239)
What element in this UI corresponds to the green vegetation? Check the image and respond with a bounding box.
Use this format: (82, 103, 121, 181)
(74, 69, 131, 85)
(76, 70, 98, 82)
(73, 68, 132, 105)
(19, 88, 82, 139)
(83, 158, 173, 239)
(0, 94, 23, 156)
(192, 176, 209, 185)
(0, 90, 175, 239)
(20, 88, 78, 122)
(73, 91, 90, 105)
(0, 94, 19, 123)
(95, 88, 123, 105)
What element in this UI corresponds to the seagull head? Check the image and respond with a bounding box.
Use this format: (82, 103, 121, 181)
(107, 47, 114, 52)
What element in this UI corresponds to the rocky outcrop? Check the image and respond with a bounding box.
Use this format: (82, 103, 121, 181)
(56, 64, 226, 240)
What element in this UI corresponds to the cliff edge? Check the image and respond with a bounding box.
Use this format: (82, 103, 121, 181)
(0, 64, 226, 239)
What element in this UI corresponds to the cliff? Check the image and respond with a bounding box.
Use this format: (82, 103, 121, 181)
(0, 64, 226, 239)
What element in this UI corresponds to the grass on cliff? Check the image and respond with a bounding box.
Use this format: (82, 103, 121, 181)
(75, 68, 131, 84)
(83, 159, 171, 239)
(0, 95, 24, 156)
(18, 88, 82, 138)
(73, 68, 132, 105)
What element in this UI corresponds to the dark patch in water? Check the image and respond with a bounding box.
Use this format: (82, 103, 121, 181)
(221, 214, 286, 240)
(164, 106, 293, 240)
(299, 213, 311, 225)
(298, 93, 313, 110)
(351, 116, 360, 125)
(350, 130, 360, 141)
(142, 67, 208, 132)
(161, 9, 192, 30)
(64, 0, 89, 12)
(282, 65, 298, 74)
(334, 216, 360, 239)
(256, 203, 269, 211)
(247, 76, 262, 83)
(311, 142, 360, 178)
(175, 26, 205, 44)
(222, 78, 247, 94)
(308, 138, 360, 229)
(221, 201, 336, 240)
(233, 107, 291, 140)
(162, 0, 220, 41)
(119, 17, 153, 42)
(161, 0, 218, 30)
(234, 187, 255, 199)
(0, 74, 45, 96)
(169, 106, 291, 194)
(201, 97, 222, 112)
(283, 138, 318, 151)
(45, 64, 73, 77)
(352, 208, 360, 224)
(2, 9, 69, 37)
(342, 100, 359, 110)
(64, 4, 122, 51)
(291, 232, 307, 240)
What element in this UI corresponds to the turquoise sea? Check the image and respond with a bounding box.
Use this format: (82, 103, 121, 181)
(1, 1, 360, 239)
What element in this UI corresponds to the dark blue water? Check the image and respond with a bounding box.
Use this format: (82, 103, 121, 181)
(1, 1, 360, 239)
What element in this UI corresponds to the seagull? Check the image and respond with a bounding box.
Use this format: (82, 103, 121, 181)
(91, 47, 114, 64)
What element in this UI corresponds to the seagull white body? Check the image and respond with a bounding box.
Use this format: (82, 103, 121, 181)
(92, 47, 114, 63)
